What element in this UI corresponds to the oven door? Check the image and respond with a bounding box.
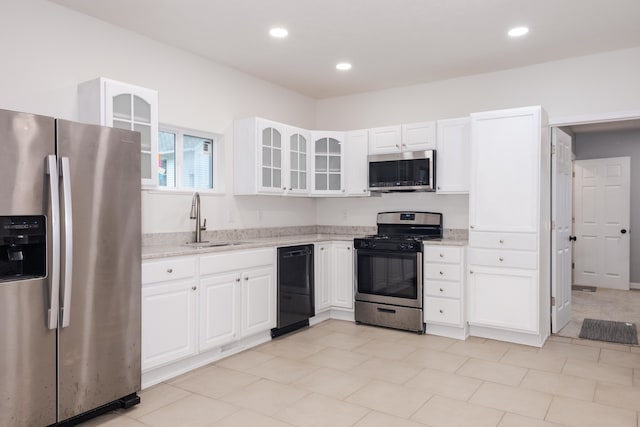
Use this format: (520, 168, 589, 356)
(355, 248, 423, 308)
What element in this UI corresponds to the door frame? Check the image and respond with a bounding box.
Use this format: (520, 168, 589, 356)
(548, 109, 640, 333)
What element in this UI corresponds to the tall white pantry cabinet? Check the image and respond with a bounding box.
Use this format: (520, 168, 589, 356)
(467, 106, 551, 347)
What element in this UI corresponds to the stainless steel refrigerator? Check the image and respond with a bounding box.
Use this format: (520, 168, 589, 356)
(0, 109, 141, 426)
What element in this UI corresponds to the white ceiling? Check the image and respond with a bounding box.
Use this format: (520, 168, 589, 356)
(50, 0, 640, 99)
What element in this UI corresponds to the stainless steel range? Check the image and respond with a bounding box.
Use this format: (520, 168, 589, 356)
(354, 211, 443, 333)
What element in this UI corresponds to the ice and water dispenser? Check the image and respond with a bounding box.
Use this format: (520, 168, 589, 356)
(0, 216, 46, 282)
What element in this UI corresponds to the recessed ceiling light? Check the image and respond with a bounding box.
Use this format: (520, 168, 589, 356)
(508, 26, 529, 37)
(336, 62, 352, 71)
(269, 28, 288, 38)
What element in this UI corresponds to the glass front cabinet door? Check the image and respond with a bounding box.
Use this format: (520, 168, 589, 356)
(286, 126, 310, 195)
(79, 77, 159, 186)
(312, 132, 345, 195)
(257, 120, 286, 193)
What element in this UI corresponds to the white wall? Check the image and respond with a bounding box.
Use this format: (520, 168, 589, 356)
(314, 47, 640, 227)
(1, 0, 317, 234)
(575, 129, 640, 283)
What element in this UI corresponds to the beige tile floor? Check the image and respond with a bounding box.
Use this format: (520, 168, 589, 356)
(81, 320, 640, 427)
(557, 287, 640, 344)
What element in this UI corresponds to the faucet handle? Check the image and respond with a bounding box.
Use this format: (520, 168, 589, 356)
(201, 218, 207, 231)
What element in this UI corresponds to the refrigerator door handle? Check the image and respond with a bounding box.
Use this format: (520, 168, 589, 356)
(46, 155, 61, 330)
(60, 157, 74, 328)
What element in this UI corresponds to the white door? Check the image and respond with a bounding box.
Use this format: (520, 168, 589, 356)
(345, 130, 370, 196)
(257, 120, 286, 194)
(401, 121, 436, 151)
(241, 267, 275, 336)
(574, 157, 631, 290)
(368, 125, 402, 154)
(436, 117, 470, 193)
(551, 128, 573, 333)
(199, 273, 240, 351)
(314, 244, 332, 313)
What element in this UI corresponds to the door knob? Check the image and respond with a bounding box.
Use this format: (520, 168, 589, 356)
(569, 235, 577, 241)
(621, 229, 628, 234)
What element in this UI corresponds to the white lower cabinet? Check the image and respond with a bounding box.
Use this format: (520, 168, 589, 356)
(423, 245, 467, 339)
(314, 241, 354, 314)
(141, 249, 275, 375)
(468, 265, 538, 333)
(141, 256, 198, 372)
(199, 272, 240, 352)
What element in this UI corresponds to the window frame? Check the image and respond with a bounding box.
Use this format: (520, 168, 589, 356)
(148, 124, 222, 194)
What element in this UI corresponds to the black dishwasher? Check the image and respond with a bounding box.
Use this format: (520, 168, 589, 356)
(271, 244, 314, 338)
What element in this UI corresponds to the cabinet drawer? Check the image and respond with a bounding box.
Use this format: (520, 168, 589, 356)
(469, 231, 537, 251)
(468, 248, 537, 270)
(200, 248, 274, 276)
(424, 246, 462, 263)
(425, 280, 461, 299)
(424, 263, 461, 281)
(425, 298, 461, 325)
(142, 256, 197, 284)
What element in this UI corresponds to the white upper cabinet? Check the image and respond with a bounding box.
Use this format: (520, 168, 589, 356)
(285, 126, 310, 195)
(401, 121, 436, 151)
(369, 121, 435, 155)
(311, 131, 345, 195)
(345, 130, 369, 196)
(78, 77, 159, 186)
(368, 125, 401, 154)
(469, 107, 542, 233)
(234, 118, 287, 195)
(436, 117, 470, 194)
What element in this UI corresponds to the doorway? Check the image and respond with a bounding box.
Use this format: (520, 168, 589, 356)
(550, 116, 640, 344)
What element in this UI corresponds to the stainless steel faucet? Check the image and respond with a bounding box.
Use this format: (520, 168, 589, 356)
(189, 192, 207, 243)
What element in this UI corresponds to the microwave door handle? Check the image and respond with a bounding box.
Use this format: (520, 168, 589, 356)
(46, 155, 60, 330)
(60, 157, 73, 328)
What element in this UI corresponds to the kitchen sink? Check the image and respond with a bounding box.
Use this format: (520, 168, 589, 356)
(183, 241, 247, 248)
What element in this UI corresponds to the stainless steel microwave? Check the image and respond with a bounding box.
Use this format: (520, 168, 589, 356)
(368, 150, 436, 192)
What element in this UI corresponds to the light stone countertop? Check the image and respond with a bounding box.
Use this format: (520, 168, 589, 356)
(142, 233, 467, 260)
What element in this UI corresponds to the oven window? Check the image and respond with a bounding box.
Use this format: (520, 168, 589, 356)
(357, 250, 417, 299)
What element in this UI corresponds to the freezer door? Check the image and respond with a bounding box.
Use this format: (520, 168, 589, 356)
(56, 120, 141, 421)
(0, 110, 57, 427)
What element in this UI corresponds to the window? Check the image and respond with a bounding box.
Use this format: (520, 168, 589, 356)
(157, 126, 218, 191)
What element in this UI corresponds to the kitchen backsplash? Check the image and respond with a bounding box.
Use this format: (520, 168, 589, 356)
(142, 226, 467, 246)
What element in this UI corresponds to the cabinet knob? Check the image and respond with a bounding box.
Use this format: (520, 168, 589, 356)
(245, 277, 249, 281)
(347, 247, 350, 250)
(439, 309, 444, 314)
(192, 286, 197, 291)
(439, 271, 444, 275)
(282, 187, 286, 190)
(321, 248, 324, 251)
(363, 189, 367, 193)
(470, 270, 474, 274)
(439, 253, 444, 258)
(289, 187, 292, 191)
(236, 278, 240, 282)
(402, 144, 407, 148)
(166, 268, 173, 273)
(395, 144, 400, 149)
(470, 225, 474, 229)
(437, 186, 440, 190)
(499, 239, 504, 244)
(342, 189, 345, 193)
(499, 257, 504, 262)
(439, 288, 444, 292)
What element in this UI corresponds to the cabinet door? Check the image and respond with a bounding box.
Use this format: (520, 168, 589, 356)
(312, 132, 345, 195)
(104, 80, 158, 186)
(286, 127, 310, 195)
(241, 267, 275, 337)
(141, 280, 197, 371)
(368, 125, 401, 155)
(345, 130, 370, 196)
(258, 119, 286, 193)
(331, 243, 354, 309)
(469, 107, 541, 232)
(436, 117, 470, 193)
(402, 121, 436, 151)
(467, 266, 538, 333)
(199, 273, 240, 351)
(314, 244, 331, 313)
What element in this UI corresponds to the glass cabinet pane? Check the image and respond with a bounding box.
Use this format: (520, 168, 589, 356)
(113, 120, 131, 130)
(300, 154, 307, 171)
(299, 137, 306, 153)
(315, 174, 327, 191)
(273, 148, 281, 168)
(329, 174, 341, 190)
(262, 128, 272, 147)
(113, 94, 131, 120)
(273, 169, 281, 188)
(141, 152, 151, 179)
(273, 129, 281, 148)
(290, 135, 298, 151)
(316, 138, 327, 154)
(134, 124, 151, 151)
(133, 95, 151, 123)
(329, 155, 341, 172)
(290, 171, 298, 189)
(328, 138, 341, 154)
(262, 147, 271, 167)
(300, 172, 307, 189)
(262, 167, 271, 187)
(315, 155, 327, 172)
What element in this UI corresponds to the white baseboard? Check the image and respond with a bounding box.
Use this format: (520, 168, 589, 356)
(630, 282, 640, 290)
